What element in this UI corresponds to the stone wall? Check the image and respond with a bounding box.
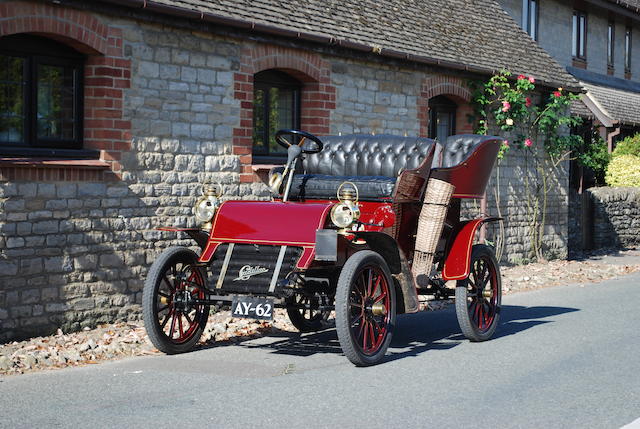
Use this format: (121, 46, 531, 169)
(587, 187, 640, 249)
(463, 152, 570, 264)
(0, 1, 572, 341)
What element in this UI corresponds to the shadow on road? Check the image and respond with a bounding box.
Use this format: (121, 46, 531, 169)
(197, 304, 579, 363)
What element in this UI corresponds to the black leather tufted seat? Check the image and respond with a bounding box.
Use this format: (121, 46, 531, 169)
(287, 134, 436, 201)
(283, 133, 499, 201)
(439, 134, 494, 168)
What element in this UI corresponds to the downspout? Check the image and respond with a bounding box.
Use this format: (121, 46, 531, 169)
(607, 125, 621, 153)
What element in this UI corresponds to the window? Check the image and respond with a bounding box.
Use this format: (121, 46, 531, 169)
(252, 70, 301, 163)
(0, 34, 84, 152)
(572, 11, 587, 59)
(625, 27, 632, 73)
(608, 21, 615, 68)
(522, 0, 538, 40)
(428, 96, 457, 141)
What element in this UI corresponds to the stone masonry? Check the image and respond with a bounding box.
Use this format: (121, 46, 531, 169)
(0, 1, 571, 341)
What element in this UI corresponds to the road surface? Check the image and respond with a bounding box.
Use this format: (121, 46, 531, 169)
(1, 272, 639, 428)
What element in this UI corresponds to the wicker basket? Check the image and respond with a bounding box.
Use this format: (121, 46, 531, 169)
(412, 178, 454, 286)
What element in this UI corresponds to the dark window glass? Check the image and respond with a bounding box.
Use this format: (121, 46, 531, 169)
(572, 11, 587, 59)
(0, 55, 26, 143)
(0, 34, 83, 151)
(625, 27, 632, 72)
(522, 0, 538, 40)
(608, 22, 615, 66)
(428, 96, 457, 141)
(252, 70, 300, 163)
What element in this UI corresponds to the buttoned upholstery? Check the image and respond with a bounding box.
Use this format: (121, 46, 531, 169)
(303, 135, 435, 177)
(440, 134, 492, 168)
(287, 134, 436, 201)
(281, 133, 500, 201)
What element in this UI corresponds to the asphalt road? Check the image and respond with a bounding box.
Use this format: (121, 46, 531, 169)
(1, 273, 640, 429)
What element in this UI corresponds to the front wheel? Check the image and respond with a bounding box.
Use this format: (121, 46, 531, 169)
(335, 251, 396, 366)
(455, 244, 501, 341)
(143, 247, 210, 354)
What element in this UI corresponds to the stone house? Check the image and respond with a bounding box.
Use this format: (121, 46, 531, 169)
(0, 0, 578, 341)
(499, 0, 640, 156)
(498, 0, 640, 249)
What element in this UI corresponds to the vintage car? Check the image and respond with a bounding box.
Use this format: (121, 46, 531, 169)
(143, 129, 503, 366)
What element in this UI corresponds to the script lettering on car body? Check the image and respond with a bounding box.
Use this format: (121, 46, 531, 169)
(233, 265, 269, 281)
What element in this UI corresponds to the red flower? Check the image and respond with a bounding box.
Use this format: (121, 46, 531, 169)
(502, 101, 511, 112)
(525, 138, 533, 147)
(518, 74, 526, 80)
(553, 91, 562, 98)
(525, 97, 532, 107)
(528, 76, 536, 83)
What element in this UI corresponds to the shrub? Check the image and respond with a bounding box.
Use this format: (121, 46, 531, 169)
(578, 133, 610, 185)
(612, 134, 640, 158)
(605, 154, 640, 187)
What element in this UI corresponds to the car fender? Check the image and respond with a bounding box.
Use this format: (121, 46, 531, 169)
(156, 227, 209, 250)
(442, 217, 501, 281)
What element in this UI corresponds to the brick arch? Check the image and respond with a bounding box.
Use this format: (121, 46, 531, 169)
(0, 1, 132, 180)
(0, 1, 110, 54)
(233, 45, 336, 182)
(418, 75, 474, 137)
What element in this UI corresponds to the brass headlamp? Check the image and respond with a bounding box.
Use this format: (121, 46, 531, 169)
(193, 183, 221, 229)
(330, 181, 361, 230)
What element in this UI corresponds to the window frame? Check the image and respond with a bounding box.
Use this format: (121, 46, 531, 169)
(608, 21, 615, 68)
(0, 35, 85, 156)
(522, 0, 539, 41)
(625, 26, 632, 73)
(252, 70, 301, 164)
(572, 10, 588, 60)
(428, 95, 457, 141)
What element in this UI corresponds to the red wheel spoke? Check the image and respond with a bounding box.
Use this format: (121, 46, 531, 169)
(183, 311, 194, 326)
(169, 311, 177, 339)
(178, 314, 184, 338)
(162, 275, 175, 292)
(351, 313, 363, 330)
(366, 269, 374, 297)
(367, 323, 376, 352)
(160, 308, 172, 329)
(361, 320, 369, 347)
(373, 290, 387, 303)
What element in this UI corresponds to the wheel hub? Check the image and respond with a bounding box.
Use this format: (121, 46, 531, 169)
(482, 289, 493, 298)
(173, 290, 190, 312)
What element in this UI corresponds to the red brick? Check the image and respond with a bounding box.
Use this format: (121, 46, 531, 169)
(239, 173, 255, 183)
(233, 146, 252, 155)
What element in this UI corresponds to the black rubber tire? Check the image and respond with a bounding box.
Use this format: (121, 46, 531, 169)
(455, 244, 501, 342)
(143, 246, 209, 354)
(335, 250, 396, 366)
(286, 294, 332, 332)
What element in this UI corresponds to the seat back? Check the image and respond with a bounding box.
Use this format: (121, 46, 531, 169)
(440, 134, 494, 168)
(302, 134, 436, 178)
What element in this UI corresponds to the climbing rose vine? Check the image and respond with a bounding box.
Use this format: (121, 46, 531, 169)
(470, 70, 584, 262)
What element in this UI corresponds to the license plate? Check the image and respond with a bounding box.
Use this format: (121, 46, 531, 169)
(231, 296, 274, 321)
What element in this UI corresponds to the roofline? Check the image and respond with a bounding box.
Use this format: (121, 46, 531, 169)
(593, 0, 640, 20)
(93, 0, 581, 92)
(581, 91, 618, 127)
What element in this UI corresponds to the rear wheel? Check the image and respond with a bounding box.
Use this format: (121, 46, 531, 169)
(143, 247, 210, 354)
(286, 293, 332, 332)
(335, 251, 396, 366)
(455, 244, 501, 341)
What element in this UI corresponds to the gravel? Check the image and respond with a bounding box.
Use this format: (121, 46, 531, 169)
(1, 248, 639, 377)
